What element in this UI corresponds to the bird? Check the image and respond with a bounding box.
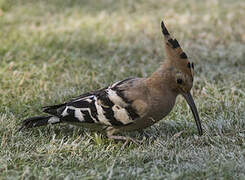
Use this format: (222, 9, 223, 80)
(19, 20, 203, 147)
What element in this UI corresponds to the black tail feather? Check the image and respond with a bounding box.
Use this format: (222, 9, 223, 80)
(42, 103, 66, 116)
(18, 116, 54, 131)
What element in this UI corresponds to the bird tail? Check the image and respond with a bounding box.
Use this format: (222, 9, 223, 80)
(18, 115, 60, 131)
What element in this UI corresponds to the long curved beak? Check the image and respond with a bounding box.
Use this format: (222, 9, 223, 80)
(182, 92, 203, 136)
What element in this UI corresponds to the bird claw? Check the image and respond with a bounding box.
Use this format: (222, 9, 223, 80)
(172, 130, 184, 139)
(107, 135, 142, 149)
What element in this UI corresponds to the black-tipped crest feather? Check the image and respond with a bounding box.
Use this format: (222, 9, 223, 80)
(168, 39, 180, 49)
(180, 52, 188, 59)
(161, 21, 170, 36)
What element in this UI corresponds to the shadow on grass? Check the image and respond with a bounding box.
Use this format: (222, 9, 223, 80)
(18, 119, 196, 144)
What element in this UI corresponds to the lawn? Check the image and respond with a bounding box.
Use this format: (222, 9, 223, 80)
(0, 0, 245, 179)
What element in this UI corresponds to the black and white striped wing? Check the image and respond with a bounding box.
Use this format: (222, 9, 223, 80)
(43, 78, 140, 127)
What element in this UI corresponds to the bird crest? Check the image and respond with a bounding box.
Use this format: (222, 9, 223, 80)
(161, 21, 194, 78)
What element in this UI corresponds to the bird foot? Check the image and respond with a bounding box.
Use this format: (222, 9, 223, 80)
(107, 135, 142, 149)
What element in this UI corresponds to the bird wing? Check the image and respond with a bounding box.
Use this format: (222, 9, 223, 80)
(42, 78, 141, 127)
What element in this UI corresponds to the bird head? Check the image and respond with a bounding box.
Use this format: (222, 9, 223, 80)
(161, 20, 203, 136)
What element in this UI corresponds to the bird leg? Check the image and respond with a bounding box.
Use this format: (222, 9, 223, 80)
(107, 135, 142, 149)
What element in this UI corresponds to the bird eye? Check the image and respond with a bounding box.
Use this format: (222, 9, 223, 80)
(177, 79, 183, 84)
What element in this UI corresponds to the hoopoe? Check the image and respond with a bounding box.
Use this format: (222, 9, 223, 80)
(19, 20, 203, 146)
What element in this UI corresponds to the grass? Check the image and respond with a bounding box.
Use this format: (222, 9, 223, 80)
(0, 0, 245, 179)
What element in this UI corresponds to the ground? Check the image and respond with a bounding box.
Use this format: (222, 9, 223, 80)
(0, 0, 245, 179)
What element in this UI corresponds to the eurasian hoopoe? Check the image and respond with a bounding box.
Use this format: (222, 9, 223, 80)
(19, 20, 203, 146)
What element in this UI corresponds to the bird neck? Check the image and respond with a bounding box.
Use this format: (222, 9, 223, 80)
(144, 65, 178, 120)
